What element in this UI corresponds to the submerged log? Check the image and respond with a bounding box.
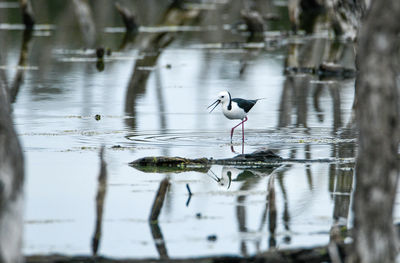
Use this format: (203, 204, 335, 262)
(133, 156, 209, 167)
(129, 149, 280, 170)
(317, 62, 356, 78)
(284, 62, 356, 79)
(129, 149, 351, 173)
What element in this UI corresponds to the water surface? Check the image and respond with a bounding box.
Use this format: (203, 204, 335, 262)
(0, 0, 365, 259)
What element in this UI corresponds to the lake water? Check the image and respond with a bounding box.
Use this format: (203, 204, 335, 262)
(0, 0, 367, 259)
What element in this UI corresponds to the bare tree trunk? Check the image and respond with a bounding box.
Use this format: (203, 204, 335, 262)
(0, 87, 24, 263)
(350, 0, 400, 262)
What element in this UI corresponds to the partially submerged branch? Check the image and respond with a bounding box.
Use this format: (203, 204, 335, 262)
(91, 147, 108, 256)
(115, 2, 138, 33)
(19, 0, 35, 30)
(10, 29, 33, 103)
(149, 178, 170, 222)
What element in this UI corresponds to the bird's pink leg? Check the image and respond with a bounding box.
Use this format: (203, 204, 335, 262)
(242, 119, 245, 143)
(230, 117, 248, 142)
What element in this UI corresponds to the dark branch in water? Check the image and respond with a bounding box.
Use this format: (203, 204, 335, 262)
(186, 184, 192, 196)
(149, 178, 170, 222)
(19, 0, 35, 30)
(149, 222, 169, 259)
(185, 184, 192, 207)
(115, 2, 138, 33)
(91, 147, 108, 256)
(10, 29, 33, 103)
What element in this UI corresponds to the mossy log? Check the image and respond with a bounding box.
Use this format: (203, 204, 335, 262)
(129, 149, 350, 173)
(129, 149, 281, 171)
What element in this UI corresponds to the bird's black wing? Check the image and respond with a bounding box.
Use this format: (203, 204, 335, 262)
(232, 98, 257, 113)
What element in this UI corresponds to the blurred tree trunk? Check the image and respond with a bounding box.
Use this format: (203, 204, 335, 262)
(0, 86, 24, 263)
(351, 0, 400, 262)
(325, 0, 367, 40)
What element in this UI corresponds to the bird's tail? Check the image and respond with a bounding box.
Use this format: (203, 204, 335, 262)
(255, 97, 267, 101)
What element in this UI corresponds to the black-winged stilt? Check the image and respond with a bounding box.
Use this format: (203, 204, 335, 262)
(208, 91, 262, 143)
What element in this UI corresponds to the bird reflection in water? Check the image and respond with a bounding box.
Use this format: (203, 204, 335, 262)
(207, 165, 290, 254)
(207, 166, 283, 189)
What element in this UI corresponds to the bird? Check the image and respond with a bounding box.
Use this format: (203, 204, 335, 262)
(208, 91, 262, 142)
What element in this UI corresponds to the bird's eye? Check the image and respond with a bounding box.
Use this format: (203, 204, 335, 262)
(221, 96, 224, 98)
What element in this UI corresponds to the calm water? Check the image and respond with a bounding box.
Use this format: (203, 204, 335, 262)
(0, 0, 371, 259)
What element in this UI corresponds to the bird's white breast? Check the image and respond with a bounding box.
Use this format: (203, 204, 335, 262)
(222, 101, 246, 120)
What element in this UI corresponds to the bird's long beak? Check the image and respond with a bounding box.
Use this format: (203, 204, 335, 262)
(208, 99, 221, 113)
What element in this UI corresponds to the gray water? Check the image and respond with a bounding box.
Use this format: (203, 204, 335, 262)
(0, 0, 377, 259)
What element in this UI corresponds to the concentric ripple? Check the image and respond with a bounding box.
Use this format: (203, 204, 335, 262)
(124, 128, 356, 149)
(126, 130, 229, 147)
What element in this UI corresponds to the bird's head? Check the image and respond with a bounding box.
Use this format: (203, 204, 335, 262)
(208, 91, 231, 113)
